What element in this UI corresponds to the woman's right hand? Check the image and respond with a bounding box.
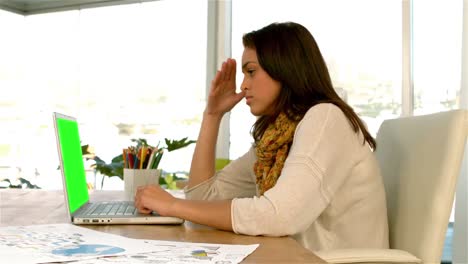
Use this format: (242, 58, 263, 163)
(205, 58, 245, 116)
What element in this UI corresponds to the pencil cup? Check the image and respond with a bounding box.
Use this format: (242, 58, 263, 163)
(124, 168, 161, 201)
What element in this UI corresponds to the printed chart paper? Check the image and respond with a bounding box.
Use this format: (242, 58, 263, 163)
(0, 223, 156, 264)
(68, 240, 259, 264)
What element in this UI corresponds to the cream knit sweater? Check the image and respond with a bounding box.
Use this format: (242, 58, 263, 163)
(185, 103, 389, 251)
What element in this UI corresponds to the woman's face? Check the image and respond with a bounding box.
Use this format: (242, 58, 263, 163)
(241, 47, 281, 116)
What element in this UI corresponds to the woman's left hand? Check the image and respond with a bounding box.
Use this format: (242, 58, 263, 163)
(134, 184, 177, 216)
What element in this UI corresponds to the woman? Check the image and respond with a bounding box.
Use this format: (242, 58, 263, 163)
(135, 22, 389, 251)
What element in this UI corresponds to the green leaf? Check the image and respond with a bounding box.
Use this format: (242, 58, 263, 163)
(130, 138, 152, 148)
(1, 177, 40, 189)
(19, 177, 41, 189)
(165, 137, 196, 152)
(92, 155, 124, 180)
(81, 144, 93, 155)
(164, 174, 174, 184)
(111, 154, 124, 163)
(159, 173, 179, 190)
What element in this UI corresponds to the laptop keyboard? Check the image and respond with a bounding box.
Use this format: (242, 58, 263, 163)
(83, 202, 137, 216)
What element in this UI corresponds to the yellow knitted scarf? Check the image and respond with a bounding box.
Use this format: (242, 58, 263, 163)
(254, 112, 299, 195)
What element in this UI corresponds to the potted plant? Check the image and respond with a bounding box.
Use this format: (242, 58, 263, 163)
(85, 137, 196, 189)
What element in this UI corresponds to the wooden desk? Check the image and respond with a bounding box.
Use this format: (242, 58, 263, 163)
(0, 189, 325, 263)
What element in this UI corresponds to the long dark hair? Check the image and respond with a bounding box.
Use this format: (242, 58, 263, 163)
(243, 22, 376, 150)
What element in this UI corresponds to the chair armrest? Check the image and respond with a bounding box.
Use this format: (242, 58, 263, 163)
(315, 248, 422, 264)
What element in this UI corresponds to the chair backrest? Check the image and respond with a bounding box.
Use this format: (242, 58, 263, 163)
(375, 110, 467, 263)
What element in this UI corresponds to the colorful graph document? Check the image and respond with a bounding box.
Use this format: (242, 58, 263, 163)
(0, 223, 259, 264)
(68, 240, 258, 264)
(0, 223, 160, 264)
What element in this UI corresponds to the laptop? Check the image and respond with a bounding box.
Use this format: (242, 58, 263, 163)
(53, 112, 184, 225)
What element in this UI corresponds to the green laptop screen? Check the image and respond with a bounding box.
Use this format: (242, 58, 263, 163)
(56, 117, 89, 214)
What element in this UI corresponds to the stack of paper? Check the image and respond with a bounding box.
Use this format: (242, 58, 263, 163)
(0, 223, 258, 264)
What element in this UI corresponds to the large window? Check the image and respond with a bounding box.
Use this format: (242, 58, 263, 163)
(230, 0, 402, 159)
(0, 1, 207, 189)
(412, 0, 463, 114)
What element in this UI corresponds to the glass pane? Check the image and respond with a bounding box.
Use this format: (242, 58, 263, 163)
(412, 0, 463, 114)
(0, 9, 27, 185)
(0, 0, 207, 189)
(230, 0, 402, 159)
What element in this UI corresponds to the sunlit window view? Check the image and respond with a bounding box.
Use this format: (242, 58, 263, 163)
(412, 0, 463, 114)
(0, 1, 207, 189)
(230, 0, 402, 159)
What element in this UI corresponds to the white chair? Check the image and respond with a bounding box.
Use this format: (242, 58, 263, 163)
(317, 110, 468, 264)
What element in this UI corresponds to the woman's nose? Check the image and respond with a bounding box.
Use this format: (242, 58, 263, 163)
(241, 79, 249, 91)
